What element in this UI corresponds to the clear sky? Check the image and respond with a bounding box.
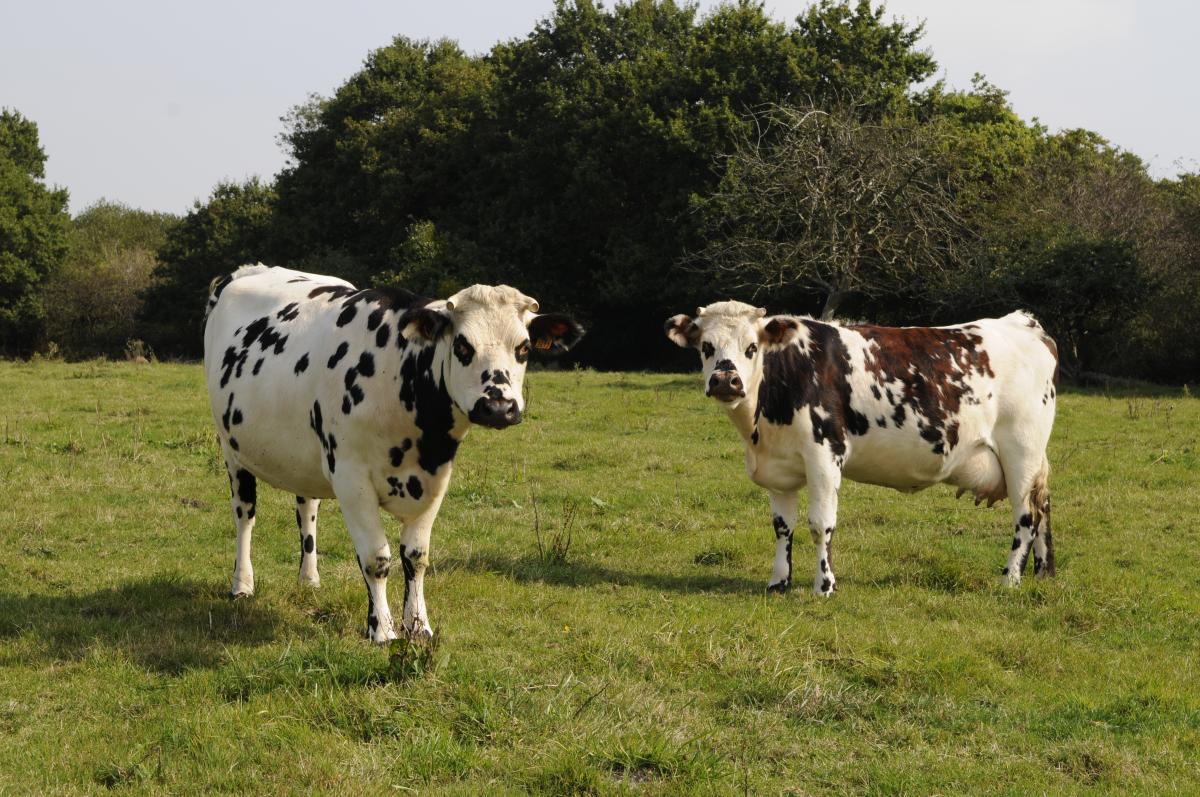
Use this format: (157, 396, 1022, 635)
(2, 1, 1195, 215)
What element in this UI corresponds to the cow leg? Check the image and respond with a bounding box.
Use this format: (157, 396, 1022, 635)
(1001, 455, 1052, 587)
(766, 490, 798, 593)
(395, 497, 445, 642)
(805, 456, 840, 597)
(338, 491, 398, 643)
(1031, 494, 1056, 578)
(295, 496, 321, 586)
(225, 459, 257, 597)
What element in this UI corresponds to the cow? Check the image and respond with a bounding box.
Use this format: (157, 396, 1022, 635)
(666, 302, 1058, 596)
(203, 264, 582, 642)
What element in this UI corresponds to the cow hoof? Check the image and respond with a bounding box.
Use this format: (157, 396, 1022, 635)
(813, 578, 835, 597)
(766, 581, 790, 594)
(369, 625, 399, 645)
(406, 622, 434, 643)
(1000, 568, 1022, 588)
(230, 589, 254, 600)
(297, 574, 320, 588)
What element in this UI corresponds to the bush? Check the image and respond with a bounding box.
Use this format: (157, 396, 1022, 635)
(40, 200, 176, 357)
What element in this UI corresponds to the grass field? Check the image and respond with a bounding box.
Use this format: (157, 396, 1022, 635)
(1, 360, 1198, 795)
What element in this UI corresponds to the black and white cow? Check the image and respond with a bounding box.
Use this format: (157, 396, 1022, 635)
(666, 302, 1058, 595)
(204, 265, 582, 642)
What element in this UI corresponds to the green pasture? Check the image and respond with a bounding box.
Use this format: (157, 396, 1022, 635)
(0, 361, 1197, 794)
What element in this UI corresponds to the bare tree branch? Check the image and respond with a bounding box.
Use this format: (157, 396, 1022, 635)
(687, 101, 973, 318)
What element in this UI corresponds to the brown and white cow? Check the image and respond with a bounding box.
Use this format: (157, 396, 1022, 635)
(666, 302, 1058, 595)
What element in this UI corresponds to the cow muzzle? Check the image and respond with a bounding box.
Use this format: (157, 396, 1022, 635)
(468, 396, 523, 428)
(706, 370, 745, 401)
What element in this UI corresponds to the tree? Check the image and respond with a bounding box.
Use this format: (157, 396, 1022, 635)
(140, 179, 277, 357)
(0, 109, 70, 353)
(269, 1, 937, 367)
(971, 128, 1177, 375)
(274, 37, 494, 281)
(795, 0, 936, 116)
(691, 101, 970, 319)
(41, 200, 177, 356)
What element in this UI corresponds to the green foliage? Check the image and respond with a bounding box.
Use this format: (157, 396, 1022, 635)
(125, 1, 1197, 382)
(275, 37, 494, 281)
(369, 219, 482, 299)
(954, 125, 1180, 376)
(140, 179, 277, 356)
(917, 75, 1041, 212)
(795, 0, 937, 115)
(41, 200, 178, 357)
(0, 109, 70, 353)
(1012, 239, 1145, 372)
(1129, 174, 1200, 379)
(266, 0, 936, 368)
(2, 363, 1199, 792)
(385, 633, 449, 682)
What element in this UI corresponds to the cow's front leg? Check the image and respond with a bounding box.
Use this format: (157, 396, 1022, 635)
(397, 498, 444, 642)
(805, 455, 841, 597)
(338, 489, 398, 643)
(766, 490, 798, 593)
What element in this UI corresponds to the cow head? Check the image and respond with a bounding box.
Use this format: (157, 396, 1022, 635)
(666, 301, 767, 408)
(401, 285, 583, 429)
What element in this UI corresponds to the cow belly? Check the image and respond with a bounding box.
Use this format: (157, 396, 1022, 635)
(229, 427, 334, 498)
(207, 376, 335, 498)
(843, 445, 942, 491)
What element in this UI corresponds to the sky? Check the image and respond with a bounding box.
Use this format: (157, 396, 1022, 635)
(2, 0, 1196, 215)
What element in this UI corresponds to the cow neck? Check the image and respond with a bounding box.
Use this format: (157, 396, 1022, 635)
(435, 343, 473, 442)
(723, 367, 762, 445)
(397, 336, 471, 478)
(427, 341, 470, 436)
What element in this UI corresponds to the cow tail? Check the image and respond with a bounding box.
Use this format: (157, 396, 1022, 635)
(205, 273, 233, 321)
(205, 263, 268, 321)
(1030, 456, 1055, 575)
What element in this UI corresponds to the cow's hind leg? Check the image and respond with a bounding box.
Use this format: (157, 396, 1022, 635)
(1001, 454, 1052, 587)
(1029, 465, 1055, 578)
(766, 490, 798, 593)
(224, 457, 257, 597)
(338, 493, 399, 643)
(804, 454, 840, 597)
(295, 496, 321, 586)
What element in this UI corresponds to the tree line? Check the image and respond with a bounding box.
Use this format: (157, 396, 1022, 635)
(3, 0, 1198, 382)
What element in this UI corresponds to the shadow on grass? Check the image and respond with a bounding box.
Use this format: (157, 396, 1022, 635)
(440, 550, 763, 595)
(0, 574, 281, 675)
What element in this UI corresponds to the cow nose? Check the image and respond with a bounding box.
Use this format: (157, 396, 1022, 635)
(469, 397, 523, 428)
(707, 370, 745, 400)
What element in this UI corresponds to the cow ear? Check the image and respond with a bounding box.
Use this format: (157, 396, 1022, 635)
(759, 316, 800, 347)
(527, 313, 584, 356)
(665, 314, 701, 348)
(399, 305, 451, 343)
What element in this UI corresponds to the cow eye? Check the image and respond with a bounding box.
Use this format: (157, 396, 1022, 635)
(515, 341, 530, 363)
(701, 341, 715, 359)
(453, 335, 475, 365)
(745, 343, 758, 358)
